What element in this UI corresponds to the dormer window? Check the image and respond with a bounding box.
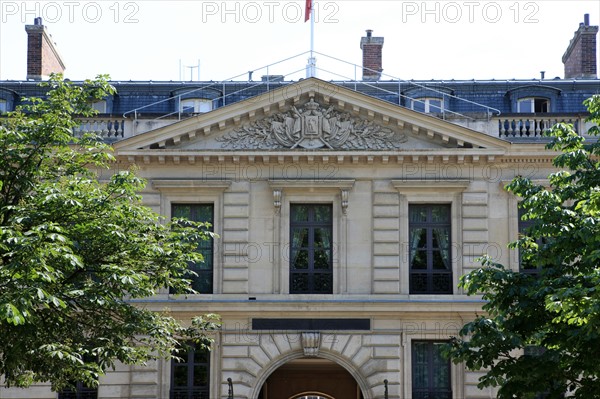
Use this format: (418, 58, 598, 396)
(91, 100, 107, 113)
(411, 98, 444, 113)
(517, 97, 549, 113)
(180, 98, 212, 114)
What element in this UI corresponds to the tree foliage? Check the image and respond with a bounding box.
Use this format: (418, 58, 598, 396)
(0, 75, 219, 390)
(445, 95, 600, 398)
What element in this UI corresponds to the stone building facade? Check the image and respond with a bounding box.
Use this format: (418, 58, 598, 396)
(0, 14, 598, 399)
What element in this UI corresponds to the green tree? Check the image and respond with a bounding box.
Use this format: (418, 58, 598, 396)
(0, 75, 219, 390)
(445, 95, 600, 399)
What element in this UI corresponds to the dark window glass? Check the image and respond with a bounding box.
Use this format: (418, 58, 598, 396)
(518, 207, 544, 275)
(172, 204, 214, 293)
(58, 382, 98, 399)
(412, 341, 452, 399)
(409, 205, 452, 294)
(290, 204, 333, 294)
(170, 345, 210, 399)
(534, 98, 549, 113)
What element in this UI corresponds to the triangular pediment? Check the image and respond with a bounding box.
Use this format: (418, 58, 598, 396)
(114, 78, 511, 156)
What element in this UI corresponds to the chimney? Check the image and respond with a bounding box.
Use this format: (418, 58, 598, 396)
(562, 14, 598, 79)
(360, 29, 384, 81)
(25, 17, 66, 80)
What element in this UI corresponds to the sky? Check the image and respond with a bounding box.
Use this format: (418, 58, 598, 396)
(0, 0, 599, 82)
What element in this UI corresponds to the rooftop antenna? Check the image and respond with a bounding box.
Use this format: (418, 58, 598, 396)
(179, 59, 201, 81)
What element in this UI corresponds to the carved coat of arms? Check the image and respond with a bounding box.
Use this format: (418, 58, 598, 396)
(217, 99, 407, 150)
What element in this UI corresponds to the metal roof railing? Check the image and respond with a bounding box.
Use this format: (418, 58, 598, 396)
(122, 50, 501, 130)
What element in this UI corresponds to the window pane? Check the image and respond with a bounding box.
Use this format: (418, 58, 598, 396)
(314, 249, 331, 269)
(173, 365, 187, 387)
(313, 273, 333, 292)
(413, 342, 428, 362)
(195, 206, 213, 223)
(410, 228, 427, 249)
(194, 349, 209, 363)
(314, 228, 331, 248)
(191, 273, 212, 293)
(413, 363, 428, 388)
(173, 205, 192, 219)
(411, 273, 428, 293)
(432, 251, 449, 270)
(432, 273, 452, 292)
(518, 99, 533, 112)
(433, 342, 447, 360)
(412, 99, 426, 112)
(193, 365, 208, 386)
(314, 205, 332, 222)
(192, 251, 213, 269)
(292, 205, 309, 222)
(292, 228, 309, 248)
(430, 99, 442, 112)
(431, 206, 449, 222)
(291, 273, 309, 292)
(197, 99, 212, 113)
(412, 342, 428, 388)
(432, 228, 449, 250)
(534, 98, 549, 113)
(410, 207, 427, 223)
(411, 250, 427, 270)
(291, 250, 309, 269)
(91, 101, 106, 113)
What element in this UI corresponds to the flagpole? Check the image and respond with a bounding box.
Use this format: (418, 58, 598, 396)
(306, 0, 316, 78)
(310, 3, 314, 59)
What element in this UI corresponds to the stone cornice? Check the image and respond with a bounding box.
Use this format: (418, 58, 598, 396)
(152, 179, 231, 192)
(131, 295, 486, 314)
(268, 179, 355, 190)
(391, 179, 471, 192)
(116, 149, 522, 166)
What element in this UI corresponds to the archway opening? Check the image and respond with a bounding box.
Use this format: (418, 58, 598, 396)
(291, 393, 335, 399)
(257, 358, 364, 399)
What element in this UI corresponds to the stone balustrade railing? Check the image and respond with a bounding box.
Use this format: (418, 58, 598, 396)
(495, 115, 584, 139)
(74, 118, 126, 139)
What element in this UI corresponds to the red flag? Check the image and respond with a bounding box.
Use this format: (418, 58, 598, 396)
(305, 0, 312, 22)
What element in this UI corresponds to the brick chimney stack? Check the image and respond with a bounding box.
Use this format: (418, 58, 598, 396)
(562, 14, 598, 79)
(25, 17, 66, 80)
(360, 30, 384, 81)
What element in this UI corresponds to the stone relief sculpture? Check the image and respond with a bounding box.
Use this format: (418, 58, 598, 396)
(217, 99, 407, 150)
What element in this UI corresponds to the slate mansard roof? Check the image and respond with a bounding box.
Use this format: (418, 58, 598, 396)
(1, 77, 599, 117)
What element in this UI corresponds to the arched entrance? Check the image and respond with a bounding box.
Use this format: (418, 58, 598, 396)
(257, 358, 364, 399)
(290, 394, 335, 399)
